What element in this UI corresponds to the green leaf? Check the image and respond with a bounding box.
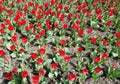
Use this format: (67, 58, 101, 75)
(43, 59, 52, 66)
(91, 21, 99, 28)
(38, 0, 44, 5)
(54, 71, 58, 77)
(61, 78, 69, 84)
(11, 53, 16, 58)
(41, 81, 47, 84)
(48, 73, 54, 78)
(6, 42, 12, 50)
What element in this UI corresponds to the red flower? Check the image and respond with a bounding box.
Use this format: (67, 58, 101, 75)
(29, 23, 34, 28)
(106, 21, 112, 26)
(56, 12, 61, 17)
(4, 18, 11, 25)
(68, 13, 72, 19)
(87, 28, 93, 34)
(39, 48, 45, 55)
(102, 53, 108, 59)
(46, 19, 50, 24)
(6, 10, 13, 16)
(78, 30, 84, 36)
(51, 63, 58, 69)
(112, 64, 117, 68)
(77, 47, 82, 53)
(82, 8, 87, 14)
(11, 35, 17, 42)
(81, 68, 88, 74)
(97, 15, 102, 20)
(54, 23, 58, 28)
(64, 6, 68, 11)
(37, 58, 44, 65)
(44, 2, 49, 8)
(53, 47, 58, 53)
(50, 0, 55, 5)
(6, 72, 12, 80)
(102, 39, 108, 45)
(13, 68, 18, 73)
(60, 39, 66, 45)
(19, 48, 24, 53)
(77, 6, 81, 11)
(1, 23, 5, 28)
(40, 30, 45, 36)
(91, 37, 97, 43)
(116, 41, 120, 46)
(76, 19, 81, 24)
(68, 73, 76, 82)
(21, 19, 26, 25)
(59, 49, 65, 56)
(87, 11, 91, 17)
(10, 45, 16, 51)
(21, 71, 28, 78)
(95, 67, 102, 73)
(59, 14, 64, 22)
(31, 53, 37, 60)
(63, 23, 68, 29)
(0, 5, 3, 14)
(28, 2, 33, 6)
(35, 34, 41, 39)
(21, 37, 28, 44)
(0, 49, 5, 56)
(81, 2, 87, 8)
(115, 32, 120, 38)
(32, 75, 39, 84)
(64, 56, 71, 62)
(0, 29, 4, 34)
(4, 58, 9, 63)
(75, 13, 80, 18)
(94, 56, 100, 63)
(8, 25, 14, 31)
(95, 8, 102, 15)
(25, 26, 30, 31)
(0, 39, 3, 44)
(39, 69, 45, 76)
(93, 3, 97, 8)
(46, 25, 52, 30)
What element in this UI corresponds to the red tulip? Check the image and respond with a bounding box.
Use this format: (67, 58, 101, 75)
(68, 73, 76, 82)
(32, 75, 39, 84)
(37, 58, 44, 65)
(0, 49, 5, 56)
(91, 37, 97, 43)
(59, 50, 65, 56)
(94, 56, 100, 63)
(13, 68, 18, 73)
(39, 48, 45, 55)
(21, 71, 28, 78)
(21, 37, 28, 44)
(51, 63, 58, 69)
(39, 69, 45, 76)
(102, 53, 108, 59)
(116, 41, 120, 46)
(77, 47, 83, 53)
(60, 39, 67, 45)
(95, 67, 102, 73)
(6, 72, 12, 80)
(81, 68, 88, 74)
(64, 56, 71, 62)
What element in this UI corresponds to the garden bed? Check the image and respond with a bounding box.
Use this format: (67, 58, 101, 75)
(0, 0, 120, 84)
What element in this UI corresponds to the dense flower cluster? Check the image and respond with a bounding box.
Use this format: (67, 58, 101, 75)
(0, 0, 120, 84)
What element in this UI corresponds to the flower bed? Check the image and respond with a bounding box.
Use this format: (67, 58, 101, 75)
(0, 0, 120, 84)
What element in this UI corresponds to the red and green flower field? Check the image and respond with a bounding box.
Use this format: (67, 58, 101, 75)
(0, 0, 120, 84)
